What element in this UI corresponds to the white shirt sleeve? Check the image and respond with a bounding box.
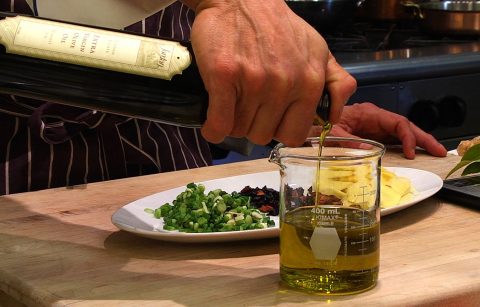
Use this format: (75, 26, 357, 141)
(24, 0, 176, 29)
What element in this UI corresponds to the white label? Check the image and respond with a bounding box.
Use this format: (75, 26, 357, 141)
(1, 16, 190, 79)
(13, 20, 141, 65)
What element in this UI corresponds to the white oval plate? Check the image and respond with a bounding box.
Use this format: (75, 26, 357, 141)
(111, 167, 442, 242)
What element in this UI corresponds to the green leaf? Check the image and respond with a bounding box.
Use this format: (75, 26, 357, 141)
(446, 143, 480, 179)
(462, 161, 480, 176)
(461, 143, 480, 161)
(446, 160, 473, 179)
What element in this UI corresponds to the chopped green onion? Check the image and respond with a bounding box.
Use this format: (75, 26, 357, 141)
(146, 182, 275, 233)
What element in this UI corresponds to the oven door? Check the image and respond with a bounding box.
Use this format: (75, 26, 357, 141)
(347, 73, 480, 150)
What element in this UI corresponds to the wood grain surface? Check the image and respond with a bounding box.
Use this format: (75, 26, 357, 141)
(0, 149, 479, 307)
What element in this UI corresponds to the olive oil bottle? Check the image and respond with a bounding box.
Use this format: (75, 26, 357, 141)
(0, 12, 207, 127)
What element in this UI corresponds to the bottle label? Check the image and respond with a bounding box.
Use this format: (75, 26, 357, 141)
(0, 16, 191, 79)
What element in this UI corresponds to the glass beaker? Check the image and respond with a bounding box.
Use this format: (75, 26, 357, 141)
(269, 136, 385, 295)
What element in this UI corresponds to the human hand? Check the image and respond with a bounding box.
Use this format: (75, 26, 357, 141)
(309, 103, 447, 159)
(182, 0, 356, 147)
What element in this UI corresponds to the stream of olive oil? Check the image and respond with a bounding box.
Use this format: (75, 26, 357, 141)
(314, 121, 332, 210)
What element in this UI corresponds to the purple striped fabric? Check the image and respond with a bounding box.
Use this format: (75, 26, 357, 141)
(0, 0, 212, 195)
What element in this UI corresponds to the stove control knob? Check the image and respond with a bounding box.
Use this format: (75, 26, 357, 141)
(408, 100, 439, 132)
(438, 96, 467, 127)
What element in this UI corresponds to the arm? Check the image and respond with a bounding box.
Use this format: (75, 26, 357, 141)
(180, 0, 356, 146)
(310, 103, 447, 159)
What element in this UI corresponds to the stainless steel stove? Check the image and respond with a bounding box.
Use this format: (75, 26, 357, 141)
(328, 21, 480, 150)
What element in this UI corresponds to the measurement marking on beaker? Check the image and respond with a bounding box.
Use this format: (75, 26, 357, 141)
(352, 240, 369, 245)
(354, 185, 376, 206)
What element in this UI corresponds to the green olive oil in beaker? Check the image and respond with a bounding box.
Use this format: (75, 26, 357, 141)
(280, 122, 380, 294)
